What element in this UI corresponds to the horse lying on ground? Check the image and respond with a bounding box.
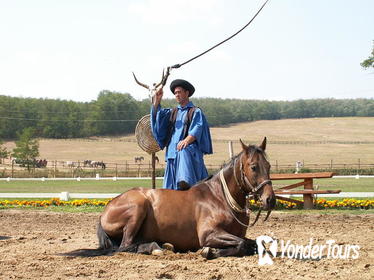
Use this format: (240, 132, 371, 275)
(63, 137, 276, 259)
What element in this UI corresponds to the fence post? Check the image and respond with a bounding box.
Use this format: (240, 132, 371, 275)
(11, 160, 14, 178)
(228, 141, 234, 159)
(115, 163, 118, 178)
(303, 178, 314, 209)
(151, 153, 156, 189)
(330, 159, 333, 170)
(54, 160, 57, 178)
(358, 158, 361, 175)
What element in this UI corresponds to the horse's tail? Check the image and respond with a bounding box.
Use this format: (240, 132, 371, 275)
(97, 219, 117, 251)
(57, 219, 115, 257)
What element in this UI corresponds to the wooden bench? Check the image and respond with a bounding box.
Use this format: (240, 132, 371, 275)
(270, 172, 341, 209)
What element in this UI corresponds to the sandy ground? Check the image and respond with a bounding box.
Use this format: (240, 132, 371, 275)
(0, 210, 373, 280)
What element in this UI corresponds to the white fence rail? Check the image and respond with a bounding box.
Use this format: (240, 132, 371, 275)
(0, 176, 164, 181)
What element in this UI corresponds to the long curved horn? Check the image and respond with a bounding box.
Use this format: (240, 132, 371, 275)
(155, 67, 171, 88)
(132, 72, 150, 90)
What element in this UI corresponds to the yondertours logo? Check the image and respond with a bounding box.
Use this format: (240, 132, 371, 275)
(256, 235, 360, 265)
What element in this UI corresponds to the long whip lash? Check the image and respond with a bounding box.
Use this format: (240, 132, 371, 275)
(132, 1, 269, 93)
(169, 0, 269, 69)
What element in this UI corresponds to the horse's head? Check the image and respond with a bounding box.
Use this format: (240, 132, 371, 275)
(238, 137, 276, 211)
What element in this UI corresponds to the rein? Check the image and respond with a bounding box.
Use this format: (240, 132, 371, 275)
(219, 170, 246, 213)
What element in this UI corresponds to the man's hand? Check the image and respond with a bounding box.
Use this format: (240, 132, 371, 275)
(177, 135, 196, 151)
(153, 87, 163, 107)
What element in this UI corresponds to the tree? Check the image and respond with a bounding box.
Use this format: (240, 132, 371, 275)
(361, 41, 374, 69)
(12, 128, 39, 171)
(0, 140, 9, 164)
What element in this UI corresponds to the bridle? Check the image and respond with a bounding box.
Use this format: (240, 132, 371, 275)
(219, 152, 272, 227)
(232, 155, 271, 195)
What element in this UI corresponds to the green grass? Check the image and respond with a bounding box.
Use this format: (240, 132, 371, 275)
(273, 177, 374, 192)
(0, 179, 163, 193)
(0, 177, 373, 193)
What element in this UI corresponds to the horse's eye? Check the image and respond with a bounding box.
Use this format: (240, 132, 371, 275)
(251, 165, 256, 172)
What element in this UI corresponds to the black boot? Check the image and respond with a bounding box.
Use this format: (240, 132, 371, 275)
(178, 180, 191, 191)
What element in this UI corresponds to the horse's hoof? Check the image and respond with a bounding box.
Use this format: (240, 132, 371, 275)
(200, 247, 212, 259)
(162, 243, 175, 252)
(151, 249, 163, 256)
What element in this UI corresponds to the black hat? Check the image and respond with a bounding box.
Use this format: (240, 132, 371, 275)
(170, 79, 195, 97)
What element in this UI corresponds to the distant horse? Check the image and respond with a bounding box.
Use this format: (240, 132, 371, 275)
(64, 138, 275, 259)
(96, 161, 106, 170)
(35, 159, 47, 168)
(83, 160, 92, 167)
(88, 160, 106, 169)
(134, 156, 144, 163)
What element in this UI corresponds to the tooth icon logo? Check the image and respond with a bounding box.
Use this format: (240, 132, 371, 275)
(256, 235, 277, 265)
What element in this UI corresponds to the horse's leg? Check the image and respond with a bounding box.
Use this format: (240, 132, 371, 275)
(243, 237, 257, 255)
(119, 240, 164, 255)
(116, 201, 149, 253)
(200, 231, 257, 259)
(136, 242, 162, 254)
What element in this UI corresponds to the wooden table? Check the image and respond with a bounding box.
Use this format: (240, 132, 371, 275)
(270, 172, 341, 209)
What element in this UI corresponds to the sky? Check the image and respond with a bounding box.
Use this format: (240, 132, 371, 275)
(0, 0, 373, 102)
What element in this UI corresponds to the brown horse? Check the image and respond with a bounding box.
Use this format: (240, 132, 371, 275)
(64, 137, 275, 259)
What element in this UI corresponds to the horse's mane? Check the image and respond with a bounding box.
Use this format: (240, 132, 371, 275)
(195, 144, 267, 187)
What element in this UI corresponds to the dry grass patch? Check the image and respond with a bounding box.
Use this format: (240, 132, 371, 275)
(3, 117, 374, 166)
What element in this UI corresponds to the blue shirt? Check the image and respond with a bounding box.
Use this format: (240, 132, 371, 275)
(151, 101, 213, 160)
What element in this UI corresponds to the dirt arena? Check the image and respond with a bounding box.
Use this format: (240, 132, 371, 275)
(0, 210, 373, 280)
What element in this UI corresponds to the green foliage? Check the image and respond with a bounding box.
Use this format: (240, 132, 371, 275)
(361, 41, 374, 69)
(11, 128, 40, 171)
(0, 140, 9, 163)
(1, 92, 374, 140)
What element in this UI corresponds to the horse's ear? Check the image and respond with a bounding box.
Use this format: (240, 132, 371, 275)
(260, 137, 267, 151)
(239, 138, 248, 151)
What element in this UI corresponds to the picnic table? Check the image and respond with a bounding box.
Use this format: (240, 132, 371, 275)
(270, 172, 341, 209)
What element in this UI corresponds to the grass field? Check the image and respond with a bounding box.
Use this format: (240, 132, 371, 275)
(0, 177, 373, 193)
(0, 179, 162, 193)
(3, 117, 374, 168)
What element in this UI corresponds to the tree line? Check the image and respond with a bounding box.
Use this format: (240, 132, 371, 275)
(1, 91, 374, 139)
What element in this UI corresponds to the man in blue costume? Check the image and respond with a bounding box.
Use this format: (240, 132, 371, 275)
(151, 79, 213, 190)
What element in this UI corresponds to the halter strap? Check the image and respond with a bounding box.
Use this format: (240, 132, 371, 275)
(219, 169, 270, 228)
(234, 156, 271, 195)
